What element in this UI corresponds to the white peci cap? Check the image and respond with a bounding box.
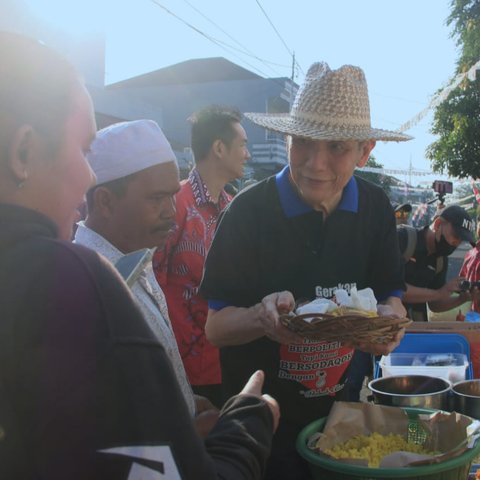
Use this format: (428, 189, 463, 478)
(87, 119, 177, 185)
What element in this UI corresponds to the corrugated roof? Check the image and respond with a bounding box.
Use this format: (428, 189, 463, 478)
(108, 57, 262, 88)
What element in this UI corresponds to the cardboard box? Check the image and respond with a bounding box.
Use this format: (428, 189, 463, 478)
(407, 322, 480, 378)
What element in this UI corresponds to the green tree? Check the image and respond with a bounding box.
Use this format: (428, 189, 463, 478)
(355, 155, 395, 193)
(427, 0, 480, 178)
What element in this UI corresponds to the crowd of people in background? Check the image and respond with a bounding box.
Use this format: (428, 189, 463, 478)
(2, 30, 480, 480)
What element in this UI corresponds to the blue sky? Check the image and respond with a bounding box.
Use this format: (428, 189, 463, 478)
(5, 0, 466, 185)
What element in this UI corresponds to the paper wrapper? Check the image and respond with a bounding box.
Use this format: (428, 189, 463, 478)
(309, 401, 480, 468)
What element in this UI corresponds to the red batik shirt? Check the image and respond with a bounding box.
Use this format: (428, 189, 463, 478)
(153, 169, 231, 385)
(460, 240, 480, 312)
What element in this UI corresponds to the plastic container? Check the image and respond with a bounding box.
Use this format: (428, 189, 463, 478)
(466, 311, 480, 323)
(296, 407, 480, 480)
(379, 353, 469, 383)
(373, 333, 474, 380)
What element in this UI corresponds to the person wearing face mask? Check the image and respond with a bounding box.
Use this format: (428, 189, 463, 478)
(398, 204, 476, 322)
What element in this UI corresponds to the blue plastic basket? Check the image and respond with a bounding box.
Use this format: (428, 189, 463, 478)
(374, 333, 473, 380)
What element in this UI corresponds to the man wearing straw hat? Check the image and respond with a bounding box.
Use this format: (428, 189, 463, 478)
(200, 62, 411, 479)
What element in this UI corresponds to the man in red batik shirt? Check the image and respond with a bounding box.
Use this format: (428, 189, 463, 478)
(460, 208, 480, 312)
(154, 106, 250, 406)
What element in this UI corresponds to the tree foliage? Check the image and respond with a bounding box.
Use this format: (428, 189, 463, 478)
(427, 0, 480, 178)
(355, 155, 395, 193)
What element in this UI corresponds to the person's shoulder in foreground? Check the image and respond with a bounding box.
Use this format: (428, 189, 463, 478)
(0, 31, 277, 480)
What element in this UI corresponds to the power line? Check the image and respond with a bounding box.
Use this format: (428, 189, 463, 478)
(148, 0, 295, 92)
(254, 0, 304, 76)
(181, 0, 289, 73)
(370, 91, 425, 105)
(254, 0, 291, 56)
(148, 0, 274, 78)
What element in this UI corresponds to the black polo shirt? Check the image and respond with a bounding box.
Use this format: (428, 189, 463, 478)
(201, 166, 405, 446)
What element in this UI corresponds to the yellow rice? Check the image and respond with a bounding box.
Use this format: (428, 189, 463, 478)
(322, 432, 433, 467)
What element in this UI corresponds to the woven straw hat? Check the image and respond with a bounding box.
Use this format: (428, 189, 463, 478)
(245, 62, 412, 142)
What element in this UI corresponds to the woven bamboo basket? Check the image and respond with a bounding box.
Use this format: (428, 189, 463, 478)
(280, 308, 411, 345)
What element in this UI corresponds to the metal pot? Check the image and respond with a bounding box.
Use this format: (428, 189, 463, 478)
(452, 379, 480, 419)
(368, 375, 451, 410)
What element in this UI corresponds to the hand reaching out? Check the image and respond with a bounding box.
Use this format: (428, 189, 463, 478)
(440, 276, 467, 297)
(240, 370, 280, 432)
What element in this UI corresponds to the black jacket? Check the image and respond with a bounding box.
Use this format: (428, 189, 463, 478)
(0, 204, 273, 479)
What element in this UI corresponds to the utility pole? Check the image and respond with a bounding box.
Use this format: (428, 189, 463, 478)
(409, 156, 413, 188)
(291, 51, 295, 82)
(287, 52, 296, 109)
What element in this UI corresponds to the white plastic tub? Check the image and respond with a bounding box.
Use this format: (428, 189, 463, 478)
(379, 353, 469, 383)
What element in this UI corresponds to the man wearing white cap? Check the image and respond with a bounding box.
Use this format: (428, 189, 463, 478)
(200, 62, 411, 479)
(74, 120, 196, 420)
(70, 116, 283, 476)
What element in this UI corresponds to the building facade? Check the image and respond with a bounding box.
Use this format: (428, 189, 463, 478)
(106, 57, 298, 180)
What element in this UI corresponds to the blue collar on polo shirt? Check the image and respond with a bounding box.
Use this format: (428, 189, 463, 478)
(207, 167, 365, 312)
(275, 165, 358, 218)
